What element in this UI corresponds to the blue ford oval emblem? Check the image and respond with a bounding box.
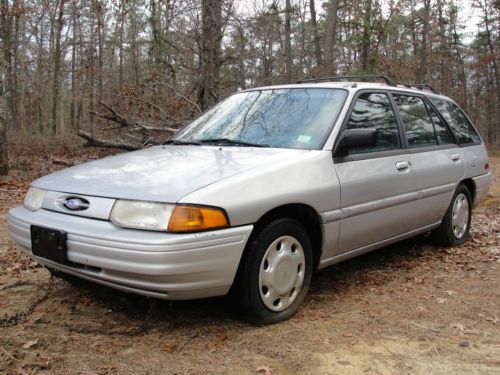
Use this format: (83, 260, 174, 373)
(63, 197, 90, 211)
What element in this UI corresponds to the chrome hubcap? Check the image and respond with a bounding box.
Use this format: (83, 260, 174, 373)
(258, 236, 305, 312)
(452, 193, 469, 239)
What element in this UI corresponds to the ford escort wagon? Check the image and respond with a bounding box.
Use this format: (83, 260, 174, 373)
(7, 76, 492, 323)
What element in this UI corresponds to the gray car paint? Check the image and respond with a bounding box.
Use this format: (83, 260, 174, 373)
(32, 145, 310, 203)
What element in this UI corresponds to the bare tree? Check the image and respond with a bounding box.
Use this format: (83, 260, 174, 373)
(50, 0, 67, 135)
(309, 0, 323, 68)
(1, 0, 16, 130)
(417, 0, 431, 82)
(361, 0, 372, 73)
(0, 115, 7, 175)
(323, 0, 339, 75)
(284, 0, 292, 82)
(199, 0, 222, 110)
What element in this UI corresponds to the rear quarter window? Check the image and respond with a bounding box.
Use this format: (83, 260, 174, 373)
(429, 98, 481, 145)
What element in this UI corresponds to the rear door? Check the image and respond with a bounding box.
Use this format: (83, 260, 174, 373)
(392, 93, 465, 227)
(334, 91, 417, 253)
(428, 97, 485, 178)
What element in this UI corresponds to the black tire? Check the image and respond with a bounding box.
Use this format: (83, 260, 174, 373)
(238, 218, 313, 324)
(431, 184, 472, 246)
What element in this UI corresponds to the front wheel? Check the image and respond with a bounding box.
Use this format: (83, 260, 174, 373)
(239, 219, 313, 324)
(432, 184, 472, 246)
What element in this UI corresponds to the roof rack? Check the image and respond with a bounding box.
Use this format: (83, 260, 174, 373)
(297, 75, 397, 87)
(403, 83, 438, 94)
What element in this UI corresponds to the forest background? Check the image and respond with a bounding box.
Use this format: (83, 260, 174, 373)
(0, 0, 499, 175)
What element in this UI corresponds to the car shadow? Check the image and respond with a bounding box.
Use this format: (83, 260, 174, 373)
(53, 234, 444, 330)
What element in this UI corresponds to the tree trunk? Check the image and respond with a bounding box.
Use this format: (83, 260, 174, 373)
(309, 0, 322, 68)
(417, 0, 431, 82)
(0, 116, 8, 175)
(436, 0, 449, 93)
(0, 42, 8, 175)
(50, 0, 66, 136)
(96, 0, 104, 101)
(482, 1, 500, 147)
(70, 2, 77, 130)
(1, 0, 16, 130)
(323, 0, 339, 75)
(198, 0, 222, 110)
(284, 0, 292, 83)
(361, 0, 372, 73)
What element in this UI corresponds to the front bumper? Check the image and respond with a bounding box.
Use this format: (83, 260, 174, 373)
(7, 206, 253, 300)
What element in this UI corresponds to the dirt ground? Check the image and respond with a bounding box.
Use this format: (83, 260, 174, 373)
(0, 145, 499, 375)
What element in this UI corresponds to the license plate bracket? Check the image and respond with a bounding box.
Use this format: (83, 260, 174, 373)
(31, 225, 68, 264)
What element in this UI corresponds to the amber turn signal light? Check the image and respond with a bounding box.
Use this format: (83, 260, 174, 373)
(167, 205, 229, 233)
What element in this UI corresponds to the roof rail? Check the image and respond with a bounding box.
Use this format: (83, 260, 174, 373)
(403, 83, 438, 94)
(297, 75, 397, 87)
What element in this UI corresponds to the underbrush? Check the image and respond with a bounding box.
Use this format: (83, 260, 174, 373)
(3, 134, 123, 186)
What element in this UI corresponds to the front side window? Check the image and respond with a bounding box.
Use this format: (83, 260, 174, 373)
(393, 94, 437, 148)
(174, 88, 347, 149)
(429, 98, 481, 144)
(345, 92, 401, 153)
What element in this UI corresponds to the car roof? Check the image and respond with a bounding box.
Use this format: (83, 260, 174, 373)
(241, 81, 454, 103)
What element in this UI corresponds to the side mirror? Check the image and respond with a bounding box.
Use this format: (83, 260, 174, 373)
(333, 128, 377, 157)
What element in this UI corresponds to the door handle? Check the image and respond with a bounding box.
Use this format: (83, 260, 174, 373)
(395, 161, 410, 170)
(451, 153, 460, 161)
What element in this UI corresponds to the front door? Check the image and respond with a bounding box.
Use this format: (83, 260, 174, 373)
(334, 91, 417, 253)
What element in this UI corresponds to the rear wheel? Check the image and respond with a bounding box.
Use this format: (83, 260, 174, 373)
(432, 184, 472, 246)
(239, 219, 313, 324)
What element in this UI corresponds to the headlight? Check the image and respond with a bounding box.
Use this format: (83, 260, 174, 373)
(24, 187, 46, 211)
(110, 200, 175, 231)
(110, 200, 229, 233)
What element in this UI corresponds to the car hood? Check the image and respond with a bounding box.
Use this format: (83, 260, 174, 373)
(33, 145, 310, 202)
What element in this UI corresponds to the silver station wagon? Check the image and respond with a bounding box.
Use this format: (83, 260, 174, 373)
(7, 76, 492, 323)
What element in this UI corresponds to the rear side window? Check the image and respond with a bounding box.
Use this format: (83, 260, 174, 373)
(429, 98, 481, 144)
(393, 94, 436, 147)
(345, 92, 401, 153)
(426, 103, 453, 145)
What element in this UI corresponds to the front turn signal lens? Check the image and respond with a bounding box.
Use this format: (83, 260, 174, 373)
(167, 205, 229, 233)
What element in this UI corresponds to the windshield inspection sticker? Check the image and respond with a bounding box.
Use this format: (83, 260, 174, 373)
(297, 135, 312, 143)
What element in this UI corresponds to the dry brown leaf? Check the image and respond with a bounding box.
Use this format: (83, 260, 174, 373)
(451, 323, 465, 332)
(100, 363, 117, 370)
(256, 365, 273, 375)
(22, 339, 38, 349)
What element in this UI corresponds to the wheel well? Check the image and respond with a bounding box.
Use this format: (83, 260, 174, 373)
(247, 204, 324, 269)
(460, 178, 476, 204)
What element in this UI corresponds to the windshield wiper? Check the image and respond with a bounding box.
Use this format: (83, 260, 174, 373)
(163, 139, 202, 146)
(199, 138, 270, 147)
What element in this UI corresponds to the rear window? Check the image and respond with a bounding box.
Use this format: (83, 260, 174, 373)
(429, 98, 481, 145)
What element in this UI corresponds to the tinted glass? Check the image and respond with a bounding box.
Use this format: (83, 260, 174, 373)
(394, 94, 436, 147)
(175, 88, 347, 149)
(345, 92, 400, 153)
(427, 102, 453, 145)
(429, 98, 481, 144)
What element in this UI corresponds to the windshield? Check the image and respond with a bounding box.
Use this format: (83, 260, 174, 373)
(173, 88, 347, 149)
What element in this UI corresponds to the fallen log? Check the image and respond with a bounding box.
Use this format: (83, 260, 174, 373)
(77, 130, 141, 151)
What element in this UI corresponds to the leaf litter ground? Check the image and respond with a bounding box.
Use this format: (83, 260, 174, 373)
(0, 143, 498, 374)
